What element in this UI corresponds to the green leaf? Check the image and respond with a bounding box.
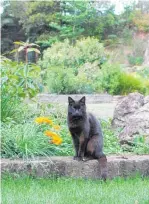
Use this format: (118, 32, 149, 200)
(24, 64, 28, 77)
(14, 41, 25, 46)
(9, 49, 17, 54)
(18, 46, 25, 53)
(27, 48, 40, 54)
(29, 43, 40, 47)
(1, 76, 8, 84)
(27, 82, 35, 90)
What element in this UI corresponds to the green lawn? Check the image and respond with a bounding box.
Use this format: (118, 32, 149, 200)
(2, 176, 149, 204)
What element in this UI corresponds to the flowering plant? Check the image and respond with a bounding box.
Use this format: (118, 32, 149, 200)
(35, 117, 62, 145)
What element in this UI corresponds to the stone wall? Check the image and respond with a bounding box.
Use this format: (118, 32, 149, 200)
(1, 155, 149, 179)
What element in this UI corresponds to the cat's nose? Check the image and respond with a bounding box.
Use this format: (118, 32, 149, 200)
(72, 110, 80, 117)
(75, 110, 80, 115)
(75, 113, 80, 117)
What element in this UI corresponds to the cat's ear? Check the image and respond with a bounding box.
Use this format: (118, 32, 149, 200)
(79, 96, 86, 105)
(68, 97, 75, 105)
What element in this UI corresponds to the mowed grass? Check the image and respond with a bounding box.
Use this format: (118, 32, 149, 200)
(1, 176, 149, 204)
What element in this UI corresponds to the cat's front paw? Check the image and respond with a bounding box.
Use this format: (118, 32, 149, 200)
(73, 156, 82, 161)
(82, 157, 90, 162)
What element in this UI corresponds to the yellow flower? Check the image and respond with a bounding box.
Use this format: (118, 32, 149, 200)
(53, 125, 61, 131)
(35, 117, 53, 125)
(51, 136, 63, 145)
(44, 130, 58, 138)
(35, 117, 44, 124)
(44, 118, 53, 125)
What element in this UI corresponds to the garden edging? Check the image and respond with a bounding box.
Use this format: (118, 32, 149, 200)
(1, 155, 149, 179)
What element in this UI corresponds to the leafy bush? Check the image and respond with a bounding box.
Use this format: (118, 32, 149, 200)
(40, 37, 106, 69)
(1, 89, 21, 122)
(118, 73, 145, 95)
(98, 63, 148, 95)
(1, 58, 42, 122)
(46, 63, 102, 94)
(46, 62, 148, 95)
(41, 38, 148, 95)
(41, 37, 107, 94)
(41, 37, 106, 94)
(128, 55, 144, 66)
(100, 63, 122, 95)
(46, 66, 77, 94)
(1, 58, 42, 98)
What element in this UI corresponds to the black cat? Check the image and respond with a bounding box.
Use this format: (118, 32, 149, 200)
(67, 96, 107, 180)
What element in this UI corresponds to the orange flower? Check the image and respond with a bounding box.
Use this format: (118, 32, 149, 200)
(53, 125, 61, 131)
(44, 130, 58, 138)
(44, 118, 53, 125)
(45, 130, 63, 145)
(35, 117, 53, 125)
(51, 136, 63, 145)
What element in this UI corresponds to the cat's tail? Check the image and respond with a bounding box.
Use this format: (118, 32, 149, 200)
(98, 155, 108, 181)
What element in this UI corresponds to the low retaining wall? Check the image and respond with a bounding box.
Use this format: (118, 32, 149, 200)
(37, 94, 124, 104)
(1, 156, 149, 179)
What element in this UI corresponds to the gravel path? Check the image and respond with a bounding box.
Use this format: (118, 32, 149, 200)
(36, 94, 118, 119)
(87, 103, 116, 119)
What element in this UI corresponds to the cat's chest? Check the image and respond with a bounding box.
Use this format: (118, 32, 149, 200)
(69, 125, 83, 135)
(68, 117, 84, 128)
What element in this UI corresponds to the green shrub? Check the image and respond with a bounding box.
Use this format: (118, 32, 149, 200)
(1, 89, 21, 122)
(46, 62, 148, 95)
(100, 63, 122, 95)
(47, 67, 95, 94)
(128, 55, 144, 66)
(1, 58, 42, 121)
(40, 37, 107, 94)
(99, 63, 147, 95)
(118, 73, 145, 95)
(46, 63, 105, 94)
(46, 66, 75, 94)
(1, 58, 42, 99)
(40, 37, 106, 69)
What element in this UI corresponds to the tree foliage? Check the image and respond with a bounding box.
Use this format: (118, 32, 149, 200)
(131, 11, 149, 32)
(1, 0, 149, 53)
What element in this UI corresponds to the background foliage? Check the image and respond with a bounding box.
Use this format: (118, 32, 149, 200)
(2, 0, 149, 52)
